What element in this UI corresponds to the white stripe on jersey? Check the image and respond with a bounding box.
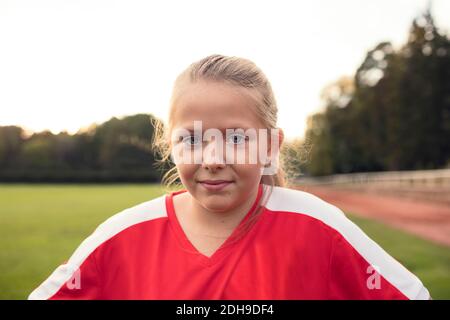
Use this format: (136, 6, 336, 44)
(265, 186, 430, 300)
(28, 195, 167, 300)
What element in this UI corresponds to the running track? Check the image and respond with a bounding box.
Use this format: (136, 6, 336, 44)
(292, 185, 450, 247)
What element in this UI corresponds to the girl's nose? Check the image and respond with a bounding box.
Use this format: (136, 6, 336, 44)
(202, 161, 225, 172)
(201, 141, 226, 171)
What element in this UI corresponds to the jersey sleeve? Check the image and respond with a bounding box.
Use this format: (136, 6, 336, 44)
(28, 240, 103, 300)
(327, 221, 430, 300)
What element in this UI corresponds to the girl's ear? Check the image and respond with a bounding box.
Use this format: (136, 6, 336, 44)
(263, 128, 283, 166)
(261, 128, 284, 175)
(278, 128, 284, 148)
(267, 128, 284, 154)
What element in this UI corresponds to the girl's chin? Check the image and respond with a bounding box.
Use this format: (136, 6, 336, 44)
(197, 196, 234, 212)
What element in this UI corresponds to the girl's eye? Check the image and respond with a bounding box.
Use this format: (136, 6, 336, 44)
(181, 135, 201, 146)
(226, 133, 247, 145)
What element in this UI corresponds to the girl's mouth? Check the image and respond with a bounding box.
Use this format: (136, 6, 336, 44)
(198, 180, 234, 191)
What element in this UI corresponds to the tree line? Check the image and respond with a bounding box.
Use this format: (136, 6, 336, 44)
(0, 114, 163, 182)
(296, 9, 450, 177)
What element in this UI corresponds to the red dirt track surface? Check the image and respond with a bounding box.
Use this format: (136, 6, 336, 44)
(292, 185, 450, 247)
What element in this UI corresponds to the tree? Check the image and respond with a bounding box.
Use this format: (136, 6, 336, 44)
(302, 9, 450, 176)
(0, 126, 24, 169)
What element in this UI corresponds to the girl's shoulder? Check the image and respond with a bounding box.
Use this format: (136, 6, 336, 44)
(267, 186, 430, 300)
(28, 193, 170, 300)
(65, 193, 170, 266)
(264, 185, 360, 246)
(264, 185, 347, 224)
(92, 193, 168, 239)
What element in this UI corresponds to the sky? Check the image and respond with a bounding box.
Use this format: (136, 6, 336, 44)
(0, 0, 449, 141)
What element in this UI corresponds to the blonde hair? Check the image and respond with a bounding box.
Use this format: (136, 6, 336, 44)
(152, 54, 286, 244)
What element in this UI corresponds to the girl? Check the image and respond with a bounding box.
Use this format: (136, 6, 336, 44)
(29, 54, 430, 300)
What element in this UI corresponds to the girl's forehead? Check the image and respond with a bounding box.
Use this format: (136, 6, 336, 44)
(171, 82, 263, 129)
(171, 110, 264, 132)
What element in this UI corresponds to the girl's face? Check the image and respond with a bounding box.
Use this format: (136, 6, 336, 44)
(170, 80, 280, 213)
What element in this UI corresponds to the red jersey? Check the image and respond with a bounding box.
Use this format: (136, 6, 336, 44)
(28, 183, 430, 300)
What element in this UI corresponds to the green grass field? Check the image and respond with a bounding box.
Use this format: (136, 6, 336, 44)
(1, 184, 449, 299)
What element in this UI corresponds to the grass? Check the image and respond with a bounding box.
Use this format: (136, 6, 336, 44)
(0, 184, 449, 299)
(0, 184, 167, 300)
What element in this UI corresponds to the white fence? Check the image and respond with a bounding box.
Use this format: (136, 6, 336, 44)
(295, 169, 450, 187)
